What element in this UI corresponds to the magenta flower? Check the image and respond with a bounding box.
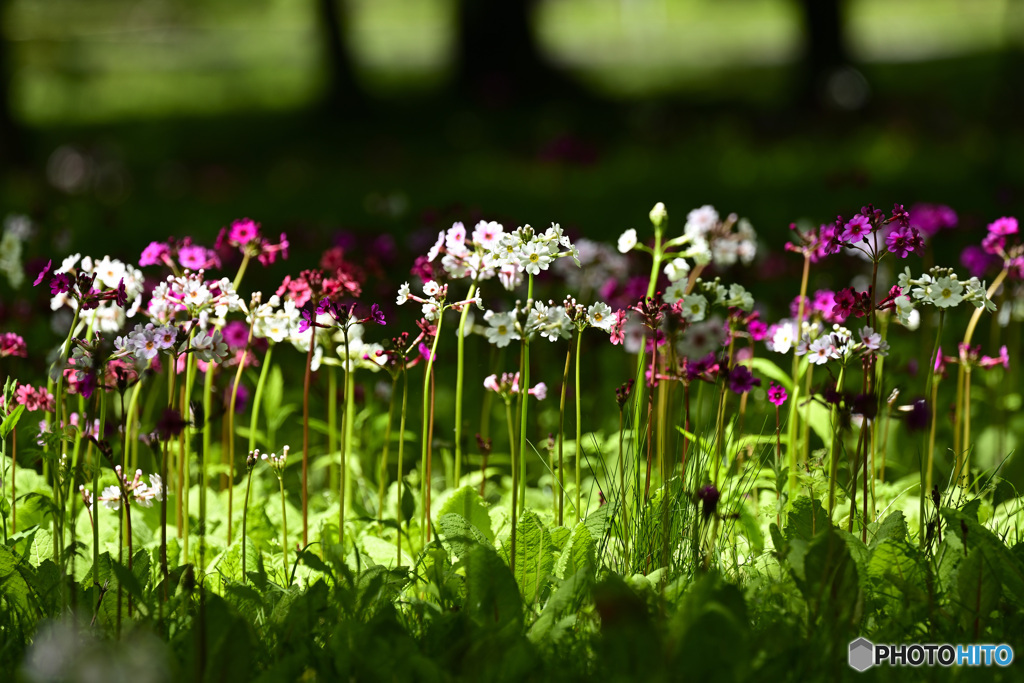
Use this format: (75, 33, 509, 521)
(988, 216, 1018, 236)
(960, 245, 999, 277)
(179, 245, 217, 271)
(369, 303, 386, 326)
(979, 345, 1010, 370)
(841, 214, 872, 243)
(229, 218, 260, 246)
(748, 320, 768, 341)
(727, 365, 760, 394)
(33, 260, 51, 286)
(909, 203, 957, 236)
(885, 226, 922, 258)
(50, 272, 72, 295)
(831, 288, 856, 322)
(418, 342, 434, 362)
(768, 382, 788, 406)
(222, 321, 250, 349)
(139, 241, 170, 267)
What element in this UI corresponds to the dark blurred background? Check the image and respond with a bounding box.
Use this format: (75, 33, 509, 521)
(2, 0, 1024, 253)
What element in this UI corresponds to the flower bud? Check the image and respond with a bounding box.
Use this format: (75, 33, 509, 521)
(649, 202, 668, 229)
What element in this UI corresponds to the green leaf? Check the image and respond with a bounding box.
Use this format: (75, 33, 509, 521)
(942, 506, 1024, 606)
(785, 496, 831, 542)
(464, 543, 523, 635)
(1, 403, 25, 438)
(555, 524, 595, 580)
(263, 365, 283, 422)
(958, 547, 1002, 633)
(529, 566, 591, 644)
(400, 477, 415, 525)
(749, 357, 793, 392)
(513, 510, 556, 606)
(438, 513, 492, 560)
(870, 510, 909, 549)
(437, 486, 493, 542)
(110, 556, 144, 601)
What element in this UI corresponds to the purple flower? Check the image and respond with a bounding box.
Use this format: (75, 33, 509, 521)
(905, 399, 929, 432)
(228, 218, 260, 246)
(50, 272, 71, 295)
(831, 288, 856, 323)
(768, 383, 787, 406)
(370, 303, 386, 326)
(114, 279, 128, 307)
(33, 260, 51, 286)
(885, 226, 918, 258)
(727, 365, 760, 394)
(908, 203, 957, 236)
(697, 484, 720, 520)
(298, 305, 315, 334)
(418, 342, 434, 362)
(840, 214, 872, 243)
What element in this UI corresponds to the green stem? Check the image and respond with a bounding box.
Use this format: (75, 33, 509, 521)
(248, 345, 273, 454)
(232, 253, 251, 292)
(241, 465, 254, 581)
(379, 375, 397, 521)
(421, 313, 444, 547)
(396, 363, 408, 566)
(557, 342, 571, 526)
(574, 328, 583, 522)
(227, 339, 250, 545)
(786, 254, 811, 505)
(183, 336, 198, 565)
(302, 327, 315, 546)
(454, 281, 478, 487)
(279, 476, 288, 580)
(341, 330, 355, 550)
(506, 399, 518, 574)
(518, 275, 533, 518)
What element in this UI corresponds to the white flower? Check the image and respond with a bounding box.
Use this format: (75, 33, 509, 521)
(807, 336, 833, 365)
(726, 284, 754, 311)
(711, 239, 738, 266)
(617, 228, 638, 254)
(100, 485, 122, 510)
(445, 222, 468, 256)
(191, 329, 229, 362)
(93, 256, 126, 290)
(396, 282, 410, 305)
(662, 280, 687, 306)
(587, 302, 613, 332)
(737, 240, 757, 264)
(423, 280, 441, 297)
(930, 276, 964, 308)
(485, 311, 519, 348)
(517, 241, 553, 275)
(770, 322, 795, 354)
(685, 205, 718, 237)
(537, 305, 572, 342)
(664, 257, 690, 283)
(679, 294, 707, 322)
(859, 327, 882, 350)
(427, 231, 445, 262)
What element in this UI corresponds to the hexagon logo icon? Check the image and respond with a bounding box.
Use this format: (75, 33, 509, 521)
(849, 638, 874, 672)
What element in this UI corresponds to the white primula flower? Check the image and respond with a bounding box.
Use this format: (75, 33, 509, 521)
(423, 280, 441, 297)
(484, 311, 520, 348)
(685, 205, 718, 237)
(771, 322, 795, 354)
(427, 231, 445, 262)
(396, 282, 410, 305)
(517, 241, 553, 276)
(930, 276, 964, 308)
(664, 257, 690, 283)
(617, 228, 637, 254)
(93, 256, 126, 290)
(472, 220, 504, 251)
(679, 294, 707, 322)
(587, 302, 614, 332)
(807, 336, 833, 365)
(726, 284, 754, 311)
(662, 280, 687, 306)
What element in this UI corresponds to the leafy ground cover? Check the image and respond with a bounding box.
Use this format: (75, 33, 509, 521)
(1, 200, 1023, 681)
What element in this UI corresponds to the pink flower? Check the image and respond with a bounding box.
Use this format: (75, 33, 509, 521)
(179, 245, 218, 271)
(528, 382, 547, 400)
(840, 214, 872, 243)
(961, 245, 1000, 277)
(988, 216, 1018, 236)
(979, 345, 1010, 370)
(140, 241, 171, 267)
(768, 382, 787, 406)
(483, 374, 500, 392)
(609, 309, 627, 346)
(0, 332, 27, 358)
(222, 321, 250, 349)
(229, 218, 260, 246)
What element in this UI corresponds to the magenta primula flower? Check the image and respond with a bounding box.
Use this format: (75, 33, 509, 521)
(140, 241, 171, 267)
(840, 214, 872, 243)
(909, 203, 957, 236)
(988, 216, 1019, 236)
(768, 382, 787, 406)
(33, 260, 51, 286)
(228, 218, 260, 246)
(960, 245, 1000, 277)
(179, 245, 219, 271)
(885, 225, 923, 258)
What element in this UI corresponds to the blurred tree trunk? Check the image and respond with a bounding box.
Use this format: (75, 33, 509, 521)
(317, 0, 362, 111)
(455, 0, 581, 104)
(0, 0, 27, 168)
(795, 0, 850, 106)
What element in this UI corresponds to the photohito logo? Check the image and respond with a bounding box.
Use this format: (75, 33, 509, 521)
(849, 638, 1014, 671)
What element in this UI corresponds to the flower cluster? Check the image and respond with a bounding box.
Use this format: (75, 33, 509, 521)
(140, 236, 219, 271)
(0, 332, 27, 358)
(38, 254, 145, 333)
(215, 218, 290, 266)
(895, 266, 995, 328)
(114, 323, 180, 361)
(483, 372, 547, 400)
(259, 445, 290, 476)
(81, 466, 163, 511)
(14, 383, 55, 412)
(148, 271, 243, 327)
